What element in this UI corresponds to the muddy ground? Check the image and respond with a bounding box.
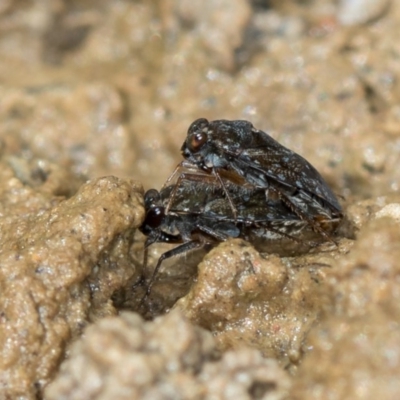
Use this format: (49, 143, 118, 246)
(0, 0, 400, 399)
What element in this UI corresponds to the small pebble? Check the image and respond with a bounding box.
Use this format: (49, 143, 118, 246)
(337, 0, 390, 26)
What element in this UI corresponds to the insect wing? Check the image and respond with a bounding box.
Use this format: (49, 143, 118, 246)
(217, 123, 341, 213)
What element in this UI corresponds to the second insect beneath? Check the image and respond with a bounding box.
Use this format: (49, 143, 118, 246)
(139, 118, 343, 305)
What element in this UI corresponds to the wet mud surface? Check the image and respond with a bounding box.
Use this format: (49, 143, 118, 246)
(0, 0, 400, 399)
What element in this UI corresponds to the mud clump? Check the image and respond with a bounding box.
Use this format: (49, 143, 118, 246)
(290, 215, 400, 399)
(0, 162, 144, 398)
(177, 239, 348, 368)
(45, 309, 290, 400)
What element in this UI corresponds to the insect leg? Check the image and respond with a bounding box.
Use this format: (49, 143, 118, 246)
(161, 160, 202, 190)
(164, 171, 217, 214)
(277, 190, 337, 244)
(140, 239, 205, 306)
(196, 224, 231, 242)
(213, 169, 238, 221)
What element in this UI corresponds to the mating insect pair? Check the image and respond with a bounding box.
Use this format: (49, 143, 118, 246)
(139, 118, 343, 303)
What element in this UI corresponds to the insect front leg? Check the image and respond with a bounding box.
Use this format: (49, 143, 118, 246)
(164, 171, 218, 214)
(161, 160, 204, 190)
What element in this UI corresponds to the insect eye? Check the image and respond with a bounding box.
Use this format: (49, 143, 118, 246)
(144, 189, 160, 208)
(189, 131, 207, 152)
(145, 206, 165, 228)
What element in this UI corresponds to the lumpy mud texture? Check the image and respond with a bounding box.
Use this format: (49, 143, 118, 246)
(1, 0, 400, 399)
(45, 310, 290, 400)
(0, 166, 144, 398)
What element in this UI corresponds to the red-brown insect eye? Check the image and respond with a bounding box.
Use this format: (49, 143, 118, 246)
(189, 131, 207, 152)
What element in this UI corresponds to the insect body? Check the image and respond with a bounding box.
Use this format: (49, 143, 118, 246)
(180, 118, 342, 239)
(139, 178, 341, 301)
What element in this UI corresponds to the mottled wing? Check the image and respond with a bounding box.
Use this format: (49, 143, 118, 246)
(223, 128, 342, 212)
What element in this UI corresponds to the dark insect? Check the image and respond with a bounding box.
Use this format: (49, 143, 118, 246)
(179, 118, 342, 240)
(139, 177, 341, 303)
